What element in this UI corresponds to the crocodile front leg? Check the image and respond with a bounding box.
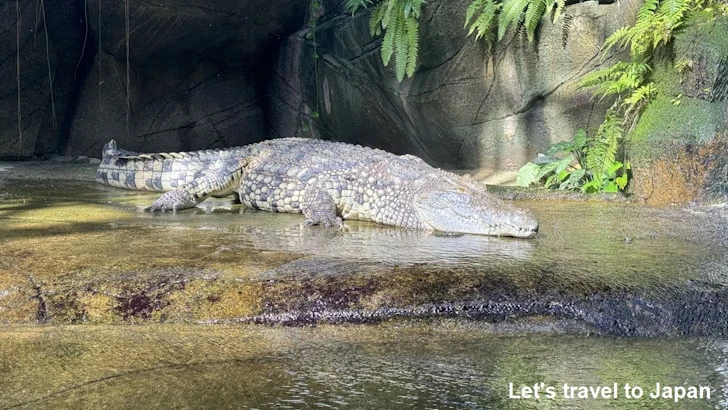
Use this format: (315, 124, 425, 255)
(301, 187, 342, 228)
(147, 158, 247, 212)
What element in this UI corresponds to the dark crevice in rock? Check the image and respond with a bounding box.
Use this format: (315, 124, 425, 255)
(236, 287, 728, 337)
(53, 0, 97, 156)
(27, 276, 49, 324)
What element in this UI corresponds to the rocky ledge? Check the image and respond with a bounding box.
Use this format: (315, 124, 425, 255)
(1, 162, 726, 336)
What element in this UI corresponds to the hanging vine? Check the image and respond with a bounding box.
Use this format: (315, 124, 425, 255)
(124, 0, 131, 135)
(16, 0, 22, 145)
(40, 0, 56, 128)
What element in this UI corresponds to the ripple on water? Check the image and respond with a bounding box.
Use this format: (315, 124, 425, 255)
(0, 325, 723, 409)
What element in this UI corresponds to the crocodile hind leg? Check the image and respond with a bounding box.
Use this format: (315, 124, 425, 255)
(146, 158, 247, 212)
(301, 187, 343, 228)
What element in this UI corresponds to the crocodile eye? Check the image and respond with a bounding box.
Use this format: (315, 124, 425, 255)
(447, 191, 470, 204)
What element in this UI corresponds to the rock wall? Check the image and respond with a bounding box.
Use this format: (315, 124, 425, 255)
(0, 0, 308, 159)
(266, 0, 641, 172)
(0, 0, 83, 159)
(3, 0, 724, 190)
(65, 0, 308, 156)
(629, 17, 728, 203)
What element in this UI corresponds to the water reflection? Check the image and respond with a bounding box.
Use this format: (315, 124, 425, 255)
(217, 222, 536, 266)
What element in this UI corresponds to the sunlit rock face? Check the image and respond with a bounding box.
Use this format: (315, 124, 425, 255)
(265, 0, 641, 172)
(628, 20, 728, 204)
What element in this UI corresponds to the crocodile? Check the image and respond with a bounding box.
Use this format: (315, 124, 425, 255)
(96, 138, 539, 238)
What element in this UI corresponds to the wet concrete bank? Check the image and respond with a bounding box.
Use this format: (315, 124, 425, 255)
(1, 161, 727, 335)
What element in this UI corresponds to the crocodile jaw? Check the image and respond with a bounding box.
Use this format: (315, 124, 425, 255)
(414, 189, 539, 238)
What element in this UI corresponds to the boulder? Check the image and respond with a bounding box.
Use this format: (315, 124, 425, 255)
(266, 0, 641, 172)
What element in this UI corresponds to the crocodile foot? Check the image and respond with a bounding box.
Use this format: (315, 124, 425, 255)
(146, 189, 198, 212)
(304, 215, 343, 228)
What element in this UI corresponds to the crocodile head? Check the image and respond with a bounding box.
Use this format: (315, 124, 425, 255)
(413, 177, 539, 238)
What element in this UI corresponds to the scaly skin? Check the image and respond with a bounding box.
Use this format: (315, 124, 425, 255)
(96, 138, 539, 238)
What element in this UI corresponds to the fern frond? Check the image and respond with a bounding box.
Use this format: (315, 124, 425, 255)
(498, 0, 532, 40)
(381, 6, 398, 66)
(409, 0, 424, 17)
(587, 109, 623, 178)
(622, 82, 656, 124)
(346, 0, 374, 15)
(467, 0, 499, 48)
(369, 0, 423, 82)
(405, 16, 419, 77)
(381, 0, 398, 29)
(524, 0, 547, 42)
(395, 12, 409, 81)
(370, 3, 386, 35)
(636, 0, 660, 23)
(551, 0, 565, 22)
(602, 26, 632, 55)
(465, 0, 485, 27)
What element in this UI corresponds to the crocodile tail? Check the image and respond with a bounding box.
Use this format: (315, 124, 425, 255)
(102, 140, 118, 158)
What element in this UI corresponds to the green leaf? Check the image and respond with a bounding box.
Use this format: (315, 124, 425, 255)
(346, 0, 373, 15)
(574, 129, 587, 148)
(516, 162, 541, 186)
(311, 111, 320, 119)
(603, 182, 619, 193)
(580, 179, 600, 193)
(381, 11, 397, 66)
(545, 141, 576, 155)
(532, 154, 558, 165)
(370, 3, 385, 35)
(555, 155, 575, 174)
(607, 161, 623, 175)
(544, 174, 557, 188)
(405, 16, 419, 78)
(465, 0, 483, 27)
(557, 169, 570, 182)
(615, 173, 628, 189)
(536, 161, 560, 179)
(560, 168, 585, 189)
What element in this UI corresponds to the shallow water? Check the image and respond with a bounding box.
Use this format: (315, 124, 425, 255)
(0, 165, 727, 330)
(0, 324, 725, 409)
(0, 324, 728, 409)
(1, 163, 728, 408)
(2, 172, 725, 273)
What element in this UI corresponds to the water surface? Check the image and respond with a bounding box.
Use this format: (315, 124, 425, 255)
(0, 324, 724, 409)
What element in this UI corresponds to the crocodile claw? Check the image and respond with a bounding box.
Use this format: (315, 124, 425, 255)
(304, 215, 343, 228)
(145, 190, 197, 212)
(145, 203, 180, 212)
